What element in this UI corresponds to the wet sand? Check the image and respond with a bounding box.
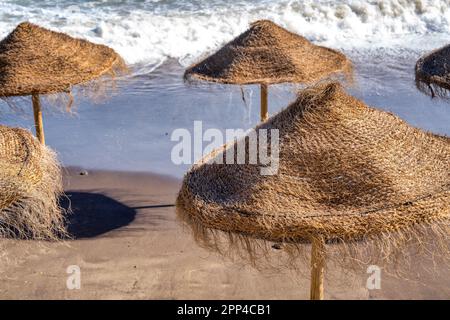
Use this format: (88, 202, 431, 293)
(0, 168, 448, 299)
(2, 58, 449, 179)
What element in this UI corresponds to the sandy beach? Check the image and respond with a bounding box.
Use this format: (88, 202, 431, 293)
(0, 0, 449, 301)
(0, 167, 448, 300)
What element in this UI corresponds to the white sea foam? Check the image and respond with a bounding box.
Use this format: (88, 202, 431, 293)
(1, 0, 450, 68)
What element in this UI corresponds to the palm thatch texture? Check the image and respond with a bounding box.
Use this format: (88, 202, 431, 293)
(177, 82, 450, 299)
(0, 22, 127, 144)
(0, 125, 65, 239)
(184, 20, 352, 122)
(415, 44, 450, 98)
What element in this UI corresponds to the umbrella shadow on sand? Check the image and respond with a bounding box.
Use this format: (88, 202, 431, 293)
(61, 192, 137, 239)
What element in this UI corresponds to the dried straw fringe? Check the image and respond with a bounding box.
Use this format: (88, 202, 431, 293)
(177, 205, 449, 278)
(176, 82, 450, 276)
(0, 127, 66, 240)
(0, 58, 127, 112)
(0, 22, 128, 112)
(184, 20, 353, 86)
(415, 44, 450, 99)
(415, 78, 450, 99)
(0, 22, 128, 96)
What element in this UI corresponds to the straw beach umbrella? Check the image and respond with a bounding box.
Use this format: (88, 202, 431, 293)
(415, 44, 450, 98)
(184, 20, 352, 122)
(177, 82, 450, 299)
(0, 125, 65, 239)
(0, 22, 127, 144)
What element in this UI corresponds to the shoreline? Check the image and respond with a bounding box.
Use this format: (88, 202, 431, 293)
(1, 55, 449, 178)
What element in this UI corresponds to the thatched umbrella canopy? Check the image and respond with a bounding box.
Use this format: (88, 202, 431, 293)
(0, 22, 127, 144)
(184, 20, 352, 121)
(177, 82, 450, 299)
(0, 125, 65, 239)
(415, 44, 450, 98)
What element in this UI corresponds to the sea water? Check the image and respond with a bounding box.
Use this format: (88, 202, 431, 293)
(0, 0, 449, 177)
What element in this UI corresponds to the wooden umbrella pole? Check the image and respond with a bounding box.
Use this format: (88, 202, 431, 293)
(32, 94, 45, 144)
(260, 83, 268, 122)
(310, 236, 325, 300)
